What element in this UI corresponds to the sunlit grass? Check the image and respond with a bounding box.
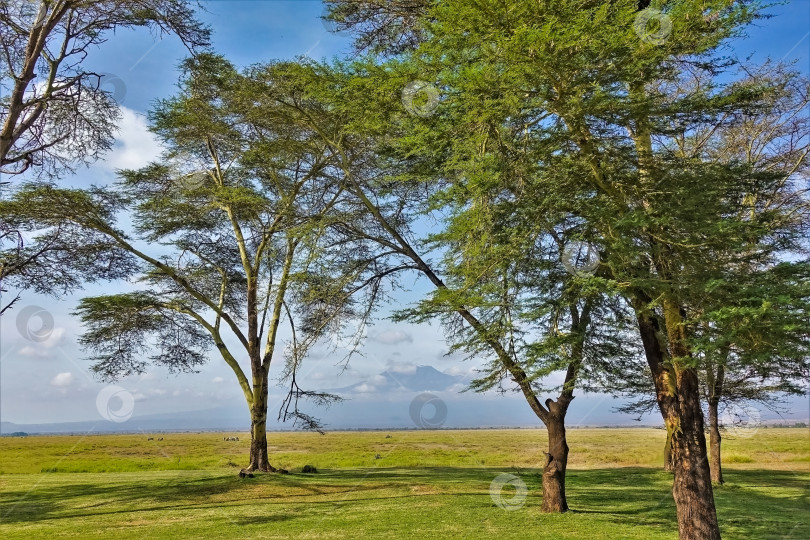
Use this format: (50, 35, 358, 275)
(0, 428, 807, 539)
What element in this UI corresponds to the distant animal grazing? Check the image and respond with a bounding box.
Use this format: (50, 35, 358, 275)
(224, 436, 240, 442)
(385, 435, 392, 439)
(147, 437, 153, 441)
(157, 437, 163, 441)
(374, 454, 382, 459)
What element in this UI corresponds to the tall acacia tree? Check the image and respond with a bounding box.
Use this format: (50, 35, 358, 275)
(373, 1, 810, 539)
(243, 58, 643, 512)
(598, 62, 810, 482)
(4, 55, 375, 472)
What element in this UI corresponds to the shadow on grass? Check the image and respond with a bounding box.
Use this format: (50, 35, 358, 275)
(0, 467, 806, 539)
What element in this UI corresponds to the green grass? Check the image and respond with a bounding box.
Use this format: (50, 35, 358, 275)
(0, 428, 807, 539)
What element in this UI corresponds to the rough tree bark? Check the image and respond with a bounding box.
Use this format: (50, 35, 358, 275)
(246, 370, 278, 472)
(542, 400, 571, 512)
(636, 298, 721, 540)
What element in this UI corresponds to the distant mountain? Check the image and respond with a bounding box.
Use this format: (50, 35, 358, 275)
(330, 365, 465, 394)
(0, 408, 251, 435)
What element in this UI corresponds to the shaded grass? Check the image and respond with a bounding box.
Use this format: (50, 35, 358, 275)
(0, 429, 807, 538)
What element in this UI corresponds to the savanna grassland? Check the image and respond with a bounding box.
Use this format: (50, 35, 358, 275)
(0, 428, 807, 539)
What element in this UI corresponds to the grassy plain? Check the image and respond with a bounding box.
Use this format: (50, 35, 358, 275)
(0, 428, 807, 539)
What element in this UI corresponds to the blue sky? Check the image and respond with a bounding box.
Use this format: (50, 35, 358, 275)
(1, 1, 809, 429)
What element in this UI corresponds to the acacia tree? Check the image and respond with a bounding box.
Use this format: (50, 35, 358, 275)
(0, 0, 209, 315)
(3, 55, 378, 472)
(609, 62, 810, 482)
(685, 63, 810, 484)
(241, 57, 644, 512)
(0, 0, 208, 177)
(374, 1, 809, 539)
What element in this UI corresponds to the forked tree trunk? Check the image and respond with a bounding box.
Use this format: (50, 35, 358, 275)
(708, 398, 724, 484)
(636, 305, 721, 540)
(542, 409, 569, 512)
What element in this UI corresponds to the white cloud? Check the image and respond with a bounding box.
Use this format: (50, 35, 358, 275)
(371, 329, 413, 345)
(387, 362, 417, 375)
(443, 365, 478, 378)
(103, 107, 164, 171)
(212, 376, 225, 384)
(18, 346, 49, 359)
(49, 372, 74, 387)
(354, 383, 376, 393)
(371, 375, 388, 386)
(17, 327, 67, 353)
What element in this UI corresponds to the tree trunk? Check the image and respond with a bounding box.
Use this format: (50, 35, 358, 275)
(542, 411, 569, 513)
(244, 369, 286, 473)
(635, 304, 721, 540)
(664, 440, 674, 472)
(708, 398, 724, 484)
(669, 368, 720, 540)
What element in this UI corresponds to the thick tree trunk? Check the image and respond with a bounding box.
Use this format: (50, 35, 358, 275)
(542, 411, 569, 513)
(247, 398, 272, 472)
(636, 305, 721, 540)
(244, 368, 285, 474)
(669, 368, 720, 540)
(708, 399, 724, 484)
